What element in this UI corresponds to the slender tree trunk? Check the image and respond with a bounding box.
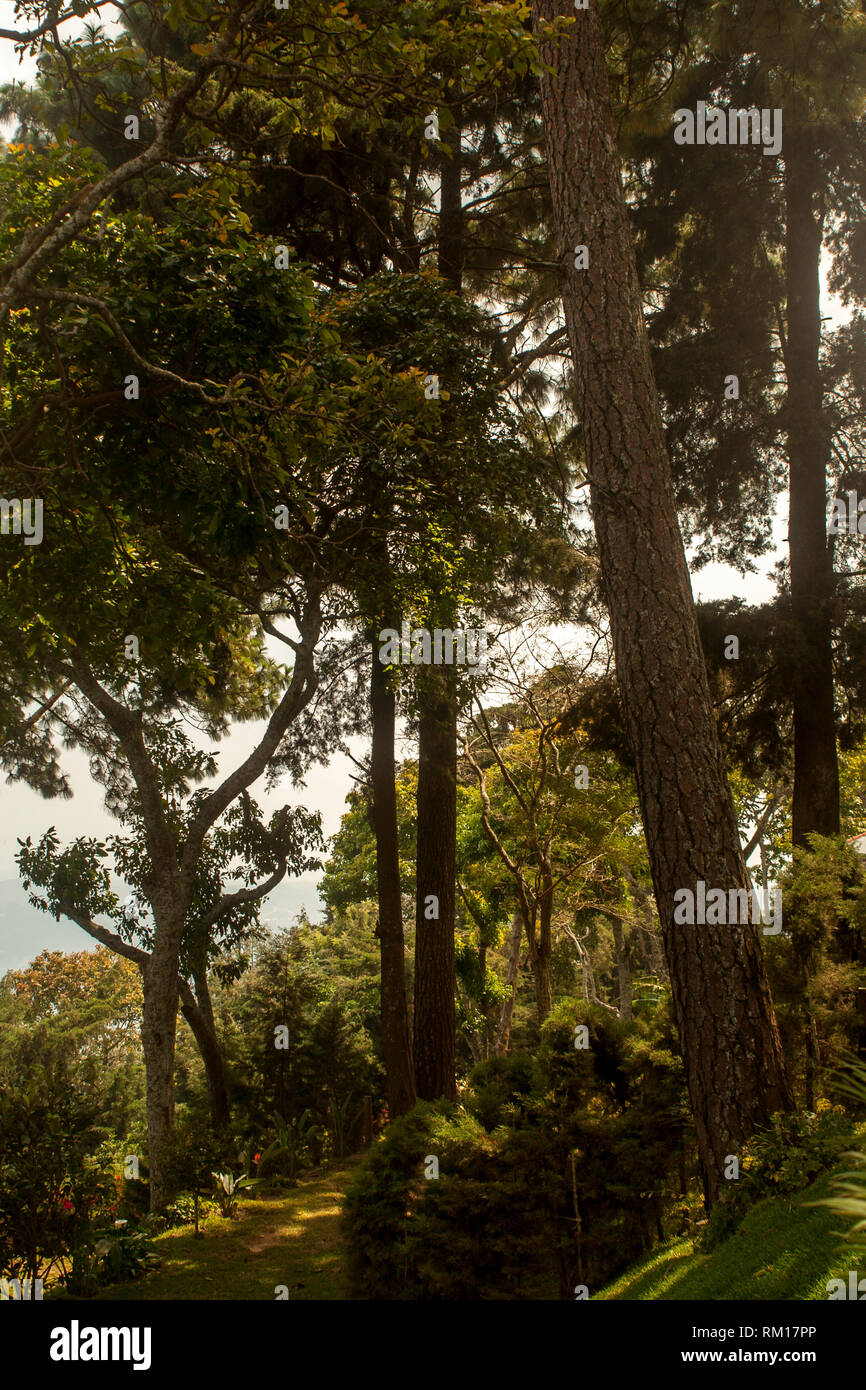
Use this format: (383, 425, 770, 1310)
(798, 956, 819, 1111)
(784, 133, 840, 845)
(495, 910, 524, 1055)
(181, 970, 232, 1134)
(410, 109, 464, 1101)
(804, 996, 818, 1112)
(370, 636, 416, 1116)
(438, 99, 464, 290)
(532, 0, 792, 1206)
(414, 664, 458, 1100)
(532, 871, 554, 1022)
(624, 868, 666, 976)
(611, 915, 633, 1021)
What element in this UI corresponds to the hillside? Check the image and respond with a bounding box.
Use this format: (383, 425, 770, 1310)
(597, 1139, 866, 1302)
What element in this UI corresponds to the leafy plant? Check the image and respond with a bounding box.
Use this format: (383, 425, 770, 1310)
(211, 1171, 262, 1219)
(810, 1059, 866, 1247)
(328, 1093, 363, 1161)
(704, 1105, 853, 1249)
(61, 1224, 159, 1296)
(93, 1225, 160, 1285)
(257, 1110, 322, 1183)
(162, 1194, 219, 1228)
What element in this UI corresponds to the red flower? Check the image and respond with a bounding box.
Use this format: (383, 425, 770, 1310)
(61, 1198, 74, 1212)
(254, 1152, 261, 1163)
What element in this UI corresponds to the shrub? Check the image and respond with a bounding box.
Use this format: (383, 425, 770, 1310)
(161, 1194, 219, 1228)
(211, 1171, 262, 1219)
(343, 1102, 551, 1300)
(60, 1223, 159, 1297)
(704, 1106, 853, 1249)
(344, 1001, 691, 1300)
(810, 1059, 866, 1247)
(161, 1111, 236, 1200)
(0, 1064, 113, 1284)
(466, 1052, 535, 1132)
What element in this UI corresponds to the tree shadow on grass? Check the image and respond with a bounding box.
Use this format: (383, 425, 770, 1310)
(90, 1163, 355, 1301)
(605, 1172, 852, 1302)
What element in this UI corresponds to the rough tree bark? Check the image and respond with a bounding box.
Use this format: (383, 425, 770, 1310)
(412, 105, 464, 1100)
(784, 131, 840, 845)
(532, 0, 792, 1205)
(370, 635, 417, 1115)
(413, 664, 459, 1100)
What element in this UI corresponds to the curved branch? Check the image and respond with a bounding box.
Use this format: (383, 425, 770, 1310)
(56, 897, 150, 969)
(198, 861, 288, 932)
(179, 590, 322, 880)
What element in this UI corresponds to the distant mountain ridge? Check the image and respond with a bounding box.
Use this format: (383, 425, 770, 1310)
(0, 874, 323, 975)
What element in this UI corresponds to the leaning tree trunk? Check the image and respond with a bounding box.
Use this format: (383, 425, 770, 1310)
(532, 0, 792, 1207)
(181, 969, 232, 1134)
(370, 634, 416, 1116)
(413, 663, 458, 1101)
(784, 131, 840, 846)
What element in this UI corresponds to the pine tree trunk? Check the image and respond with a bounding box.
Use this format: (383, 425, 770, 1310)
(532, 870, 554, 1022)
(370, 637, 416, 1116)
(532, 0, 792, 1206)
(784, 133, 840, 845)
(413, 664, 458, 1100)
(410, 108, 464, 1102)
(438, 99, 464, 290)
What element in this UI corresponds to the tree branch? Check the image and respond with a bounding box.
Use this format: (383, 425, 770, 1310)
(0, 0, 266, 328)
(198, 861, 288, 932)
(179, 589, 322, 880)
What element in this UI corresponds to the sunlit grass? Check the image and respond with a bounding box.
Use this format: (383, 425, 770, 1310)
(91, 1160, 358, 1301)
(597, 1128, 866, 1301)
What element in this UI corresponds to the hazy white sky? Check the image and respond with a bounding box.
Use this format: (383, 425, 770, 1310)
(0, 10, 841, 957)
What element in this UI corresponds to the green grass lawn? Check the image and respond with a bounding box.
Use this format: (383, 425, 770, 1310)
(92, 1159, 359, 1301)
(596, 1141, 866, 1301)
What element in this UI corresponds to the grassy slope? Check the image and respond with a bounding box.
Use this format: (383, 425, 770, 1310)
(597, 1141, 866, 1301)
(92, 1160, 359, 1301)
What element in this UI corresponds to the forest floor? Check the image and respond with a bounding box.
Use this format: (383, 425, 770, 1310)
(597, 1126, 866, 1301)
(92, 1158, 360, 1301)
